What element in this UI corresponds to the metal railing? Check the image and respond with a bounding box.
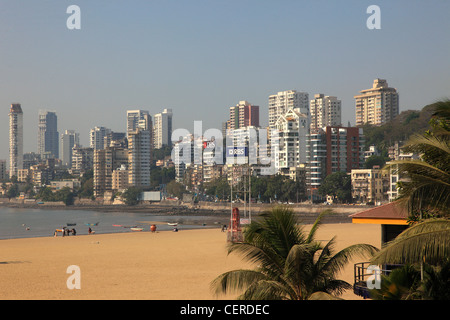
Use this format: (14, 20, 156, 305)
(353, 262, 403, 298)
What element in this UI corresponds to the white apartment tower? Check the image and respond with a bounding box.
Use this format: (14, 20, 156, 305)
(274, 108, 309, 173)
(354, 79, 399, 126)
(9, 103, 23, 178)
(310, 94, 342, 131)
(128, 128, 151, 189)
(153, 108, 173, 149)
(268, 90, 309, 128)
(60, 130, 80, 168)
(89, 126, 111, 150)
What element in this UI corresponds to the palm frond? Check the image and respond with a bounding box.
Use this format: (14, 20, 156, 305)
(306, 209, 332, 243)
(210, 269, 266, 297)
(402, 133, 450, 157)
(319, 241, 379, 281)
(237, 279, 292, 300)
(308, 291, 344, 300)
(371, 219, 450, 265)
(227, 242, 284, 276)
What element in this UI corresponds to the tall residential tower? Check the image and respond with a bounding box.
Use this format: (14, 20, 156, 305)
(354, 79, 399, 126)
(9, 103, 23, 178)
(310, 94, 342, 132)
(268, 90, 309, 128)
(38, 110, 59, 159)
(61, 130, 80, 167)
(153, 108, 173, 149)
(227, 100, 260, 130)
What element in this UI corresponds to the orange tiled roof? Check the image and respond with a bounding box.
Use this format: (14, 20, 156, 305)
(349, 201, 408, 220)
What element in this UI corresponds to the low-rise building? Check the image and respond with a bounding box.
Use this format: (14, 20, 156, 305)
(50, 179, 81, 191)
(351, 166, 389, 204)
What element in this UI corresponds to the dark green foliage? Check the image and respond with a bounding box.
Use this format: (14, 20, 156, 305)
(318, 171, 351, 203)
(122, 187, 142, 206)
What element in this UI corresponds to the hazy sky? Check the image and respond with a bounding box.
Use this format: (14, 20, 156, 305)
(1, 0, 449, 162)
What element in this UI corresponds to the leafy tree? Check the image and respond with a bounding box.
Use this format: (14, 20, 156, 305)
(211, 206, 378, 300)
(166, 180, 185, 199)
(360, 103, 435, 156)
(364, 155, 389, 169)
(55, 187, 75, 205)
(151, 166, 176, 189)
(78, 177, 93, 199)
(318, 171, 352, 203)
(204, 176, 230, 200)
(38, 186, 54, 201)
(152, 146, 172, 163)
(6, 184, 19, 199)
(122, 187, 142, 206)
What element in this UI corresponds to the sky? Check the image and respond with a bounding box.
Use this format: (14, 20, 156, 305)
(1, 0, 449, 163)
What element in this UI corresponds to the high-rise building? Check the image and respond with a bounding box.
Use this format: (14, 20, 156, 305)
(310, 94, 342, 131)
(128, 128, 151, 189)
(89, 126, 111, 150)
(306, 126, 365, 199)
(93, 147, 128, 197)
(38, 111, 59, 159)
(9, 103, 23, 178)
(60, 130, 79, 168)
(153, 108, 173, 149)
(268, 90, 309, 129)
(172, 134, 194, 183)
(127, 109, 152, 162)
(71, 145, 94, 172)
(227, 101, 260, 130)
(127, 110, 152, 134)
(273, 108, 309, 174)
(354, 79, 399, 126)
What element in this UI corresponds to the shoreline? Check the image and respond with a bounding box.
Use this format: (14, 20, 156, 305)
(0, 200, 363, 223)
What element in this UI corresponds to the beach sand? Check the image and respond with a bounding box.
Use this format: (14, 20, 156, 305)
(0, 223, 381, 300)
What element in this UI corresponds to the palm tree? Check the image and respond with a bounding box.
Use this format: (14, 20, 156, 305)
(370, 101, 450, 299)
(210, 206, 378, 300)
(385, 99, 450, 216)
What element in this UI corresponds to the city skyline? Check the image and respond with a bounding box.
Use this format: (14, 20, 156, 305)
(1, 0, 450, 162)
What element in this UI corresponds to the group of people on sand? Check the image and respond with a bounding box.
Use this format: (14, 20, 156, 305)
(54, 227, 76, 237)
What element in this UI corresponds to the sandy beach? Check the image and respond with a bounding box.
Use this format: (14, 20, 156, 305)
(0, 222, 381, 300)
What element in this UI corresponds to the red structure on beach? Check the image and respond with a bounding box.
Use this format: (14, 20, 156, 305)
(227, 207, 243, 243)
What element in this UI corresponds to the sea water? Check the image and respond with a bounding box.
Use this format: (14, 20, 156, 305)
(0, 207, 226, 240)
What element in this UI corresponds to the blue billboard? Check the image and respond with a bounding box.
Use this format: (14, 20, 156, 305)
(226, 146, 248, 157)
